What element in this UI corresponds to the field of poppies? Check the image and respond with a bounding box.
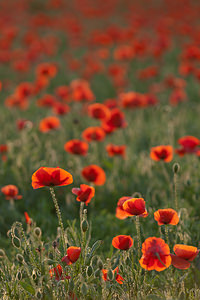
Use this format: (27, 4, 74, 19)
(1, 0, 200, 299)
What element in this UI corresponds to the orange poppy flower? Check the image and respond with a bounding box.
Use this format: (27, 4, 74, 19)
(64, 139, 89, 156)
(39, 116, 60, 133)
(32, 167, 73, 189)
(102, 267, 124, 284)
(5, 95, 29, 110)
(15, 82, 33, 99)
(81, 165, 106, 186)
(150, 145, 173, 162)
(112, 235, 133, 250)
(139, 237, 171, 271)
(122, 198, 148, 217)
(24, 212, 32, 225)
(170, 244, 199, 270)
(62, 246, 81, 265)
(106, 144, 126, 158)
(1, 185, 22, 200)
(49, 264, 70, 281)
(154, 208, 179, 225)
(72, 184, 95, 205)
(116, 196, 131, 219)
(70, 79, 95, 102)
(82, 126, 105, 142)
(175, 136, 200, 156)
(88, 103, 110, 120)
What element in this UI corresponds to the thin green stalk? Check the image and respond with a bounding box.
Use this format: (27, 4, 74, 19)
(49, 187, 65, 254)
(165, 225, 169, 245)
(135, 216, 141, 257)
(174, 172, 179, 211)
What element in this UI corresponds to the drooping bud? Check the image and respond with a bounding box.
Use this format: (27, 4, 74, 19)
(12, 236, 21, 248)
(0, 249, 5, 259)
(81, 220, 89, 232)
(173, 163, 180, 174)
(34, 227, 42, 238)
(94, 269, 101, 278)
(86, 265, 93, 277)
(16, 271, 22, 280)
(97, 258, 103, 270)
(16, 253, 24, 263)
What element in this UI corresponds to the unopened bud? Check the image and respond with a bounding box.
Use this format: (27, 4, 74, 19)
(81, 220, 89, 233)
(16, 271, 22, 280)
(97, 258, 103, 270)
(94, 269, 101, 278)
(16, 253, 24, 263)
(91, 255, 98, 267)
(173, 163, 180, 174)
(34, 227, 42, 238)
(86, 265, 93, 277)
(12, 236, 21, 248)
(35, 290, 42, 299)
(107, 269, 114, 281)
(81, 283, 88, 296)
(0, 249, 5, 259)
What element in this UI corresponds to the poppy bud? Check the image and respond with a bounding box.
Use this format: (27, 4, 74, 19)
(97, 258, 103, 270)
(81, 283, 88, 296)
(0, 249, 5, 259)
(68, 278, 74, 292)
(16, 253, 24, 263)
(107, 269, 114, 281)
(91, 255, 98, 267)
(35, 290, 42, 299)
(16, 271, 22, 280)
(86, 265, 93, 277)
(49, 252, 53, 260)
(32, 269, 37, 280)
(186, 179, 191, 186)
(81, 220, 89, 232)
(34, 227, 42, 238)
(12, 236, 21, 248)
(52, 240, 58, 249)
(94, 269, 101, 278)
(173, 163, 180, 174)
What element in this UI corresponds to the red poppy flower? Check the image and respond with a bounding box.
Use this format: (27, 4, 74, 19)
(102, 267, 124, 284)
(55, 85, 69, 101)
(122, 198, 148, 217)
(120, 92, 146, 109)
(139, 237, 171, 271)
(170, 244, 199, 270)
(169, 89, 187, 106)
(5, 95, 29, 110)
(39, 116, 60, 133)
(1, 185, 22, 200)
(116, 196, 131, 219)
(70, 79, 95, 102)
(15, 82, 33, 99)
(24, 212, 32, 225)
(32, 167, 73, 189)
(72, 184, 95, 205)
(37, 94, 56, 108)
(81, 165, 106, 186)
(102, 108, 127, 132)
(154, 209, 179, 225)
(36, 62, 57, 79)
(112, 235, 133, 250)
(52, 102, 70, 115)
(62, 246, 81, 265)
(88, 103, 110, 120)
(82, 126, 105, 142)
(106, 144, 126, 158)
(64, 139, 89, 156)
(175, 136, 200, 156)
(150, 145, 173, 162)
(49, 264, 70, 281)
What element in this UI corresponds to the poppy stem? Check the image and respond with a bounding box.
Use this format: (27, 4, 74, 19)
(135, 216, 141, 257)
(173, 172, 179, 211)
(49, 187, 65, 254)
(165, 225, 169, 245)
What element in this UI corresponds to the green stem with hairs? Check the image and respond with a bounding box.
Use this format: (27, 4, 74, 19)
(135, 216, 141, 257)
(50, 187, 65, 254)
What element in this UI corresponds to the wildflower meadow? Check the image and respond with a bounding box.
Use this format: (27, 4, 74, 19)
(0, 0, 200, 299)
